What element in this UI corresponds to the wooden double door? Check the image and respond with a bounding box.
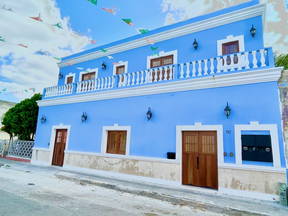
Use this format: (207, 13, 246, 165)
(52, 129, 67, 166)
(182, 131, 218, 189)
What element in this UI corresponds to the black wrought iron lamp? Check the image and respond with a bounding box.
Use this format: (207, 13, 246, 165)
(250, 25, 256, 37)
(193, 39, 199, 50)
(146, 107, 152, 120)
(40, 115, 47, 123)
(58, 73, 64, 79)
(224, 102, 231, 119)
(101, 62, 107, 70)
(81, 112, 88, 122)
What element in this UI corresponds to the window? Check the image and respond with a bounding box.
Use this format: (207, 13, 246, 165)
(66, 76, 74, 84)
(116, 65, 125, 74)
(150, 55, 173, 68)
(241, 133, 273, 163)
(81, 72, 95, 81)
(222, 41, 239, 55)
(234, 122, 281, 168)
(106, 131, 127, 155)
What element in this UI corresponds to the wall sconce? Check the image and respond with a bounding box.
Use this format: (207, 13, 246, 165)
(101, 62, 107, 70)
(58, 73, 64, 79)
(224, 102, 231, 119)
(250, 25, 256, 37)
(193, 39, 198, 50)
(81, 112, 88, 122)
(146, 107, 152, 120)
(40, 115, 47, 124)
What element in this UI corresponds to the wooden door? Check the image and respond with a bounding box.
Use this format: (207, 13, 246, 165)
(52, 129, 67, 166)
(182, 131, 218, 189)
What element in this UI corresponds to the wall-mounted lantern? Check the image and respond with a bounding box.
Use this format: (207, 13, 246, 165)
(224, 102, 231, 119)
(58, 73, 64, 80)
(193, 39, 199, 50)
(146, 107, 152, 120)
(101, 62, 107, 70)
(250, 25, 256, 37)
(40, 115, 47, 124)
(81, 112, 88, 122)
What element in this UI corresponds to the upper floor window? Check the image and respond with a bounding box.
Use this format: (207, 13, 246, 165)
(222, 41, 239, 55)
(66, 76, 74, 84)
(150, 55, 173, 68)
(116, 65, 125, 74)
(217, 35, 244, 56)
(113, 61, 128, 75)
(81, 72, 96, 81)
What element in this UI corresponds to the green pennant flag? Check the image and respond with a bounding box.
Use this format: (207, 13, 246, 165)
(150, 46, 158, 51)
(53, 23, 63, 29)
(0, 36, 5, 42)
(100, 48, 107, 53)
(122, 18, 133, 26)
(53, 57, 61, 61)
(139, 29, 149, 34)
(87, 0, 97, 5)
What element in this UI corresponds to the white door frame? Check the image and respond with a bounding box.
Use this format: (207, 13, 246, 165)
(176, 123, 224, 185)
(49, 124, 71, 166)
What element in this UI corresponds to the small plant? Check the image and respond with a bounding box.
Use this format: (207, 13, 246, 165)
(276, 54, 288, 70)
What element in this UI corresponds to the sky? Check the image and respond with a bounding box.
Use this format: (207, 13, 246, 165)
(0, 0, 287, 103)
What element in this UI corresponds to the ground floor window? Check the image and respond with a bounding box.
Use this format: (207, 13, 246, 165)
(241, 131, 272, 163)
(106, 130, 127, 155)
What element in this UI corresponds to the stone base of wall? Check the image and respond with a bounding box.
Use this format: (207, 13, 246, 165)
(31, 149, 286, 196)
(219, 166, 286, 195)
(64, 151, 180, 182)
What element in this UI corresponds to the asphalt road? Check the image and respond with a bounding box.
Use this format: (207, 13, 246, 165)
(0, 159, 219, 216)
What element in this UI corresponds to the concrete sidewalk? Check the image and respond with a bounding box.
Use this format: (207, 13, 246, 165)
(1, 158, 288, 216)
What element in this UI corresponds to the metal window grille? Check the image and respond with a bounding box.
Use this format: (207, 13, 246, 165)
(7, 140, 34, 159)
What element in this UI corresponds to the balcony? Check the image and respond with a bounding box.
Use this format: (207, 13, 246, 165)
(43, 48, 274, 99)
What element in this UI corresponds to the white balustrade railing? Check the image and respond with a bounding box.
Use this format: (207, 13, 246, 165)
(45, 83, 73, 97)
(76, 76, 115, 93)
(178, 48, 268, 79)
(118, 65, 174, 87)
(44, 48, 270, 98)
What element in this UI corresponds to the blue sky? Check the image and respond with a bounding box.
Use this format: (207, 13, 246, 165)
(56, 0, 165, 48)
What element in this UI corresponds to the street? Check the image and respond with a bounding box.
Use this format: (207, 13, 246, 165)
(0, 159, 222, 216)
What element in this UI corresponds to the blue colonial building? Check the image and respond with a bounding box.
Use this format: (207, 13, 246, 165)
(32, 0, 287, 199)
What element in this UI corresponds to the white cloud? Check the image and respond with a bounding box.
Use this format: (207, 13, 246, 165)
(0, 0, 90, 101)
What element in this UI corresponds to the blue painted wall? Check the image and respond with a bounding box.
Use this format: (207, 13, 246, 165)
(35, 81, 286, 168)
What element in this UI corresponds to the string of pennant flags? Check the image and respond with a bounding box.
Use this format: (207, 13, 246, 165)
(0, 88, 36, 95)
(86, 0, 159, 57)
(0, 1, 160, 67)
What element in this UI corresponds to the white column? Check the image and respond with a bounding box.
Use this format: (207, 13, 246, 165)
(186, 62, 190, 78)
(252, 50, 258, 68)
(180, 63, 184, 79)
(210, 58, 214, 75)
(260, 49, 266, 67)
(192, 61, 196, 77)
(203, 59, 208, 75)
(197, 61, 202, 77)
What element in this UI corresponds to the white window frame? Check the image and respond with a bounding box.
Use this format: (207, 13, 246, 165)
(48, 124, 71, 166)
(113, 61, 128, 75)
(101, 124, 131, 156)
(176, 123, 224, 184)
(217, 35, 245, 56)
(234, 121, 281, 168)
(65, 73, 75, 84)
(146, 50, 178, 69)
(79, 68, 98, 82)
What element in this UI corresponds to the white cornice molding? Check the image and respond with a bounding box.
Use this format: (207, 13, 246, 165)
(59, 4, 265, 67)
(38, 67, 281, 107)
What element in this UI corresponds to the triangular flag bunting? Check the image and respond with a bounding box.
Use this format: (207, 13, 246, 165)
(122, 18, 133, 26)
(77, 67, 84, 70)
(87, 0, 97, 5)
(150, 46, 158, 51)
(0, 36, 5, 42)
(30, 14, 43, 22)
(100, 48, 107, 53)
(102, 8, 117, 15)
(53, 23, 63, 29)
(107, 55, 113, 60)
(18, 44, 28, 48)
(90, 40, 97, 44)
(139, 29, 149, 34)
(146, 39, 155, 45)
